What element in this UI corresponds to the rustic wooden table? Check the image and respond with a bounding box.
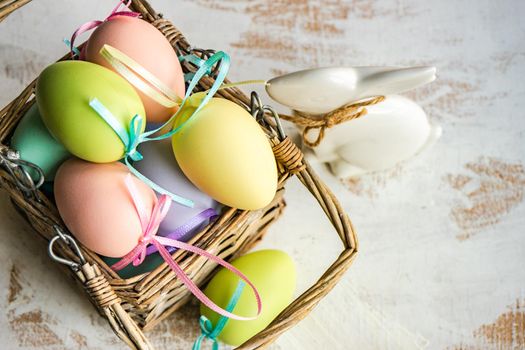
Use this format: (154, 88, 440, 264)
(1, 1, 524, 349)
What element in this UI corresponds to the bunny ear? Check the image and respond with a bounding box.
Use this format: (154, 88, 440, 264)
(265, 66, 437, 115)
(265, 67, 358, 114)
(362, 66, 437, 97)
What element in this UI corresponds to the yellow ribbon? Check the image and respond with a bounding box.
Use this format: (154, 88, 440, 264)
(99, 44, 183, 108)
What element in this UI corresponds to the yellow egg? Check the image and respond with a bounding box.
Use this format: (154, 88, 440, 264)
(172, 94, 277, 210)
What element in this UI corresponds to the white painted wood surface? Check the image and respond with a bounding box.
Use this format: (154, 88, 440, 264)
(1, 1, 524, 349)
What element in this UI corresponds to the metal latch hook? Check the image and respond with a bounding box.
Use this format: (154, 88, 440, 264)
(48, 225, 86, 270)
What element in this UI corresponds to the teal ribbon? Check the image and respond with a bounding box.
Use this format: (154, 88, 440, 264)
(88, 99, 144, 162)
(63, 38, 80, 58)
(179, 54, 213, 82)
(89, 98, 193, 206)
(125, 115, 144, 161)
(145, 50, 230, 139)
(193, 281, 246, 350)
(88, 51, 230, 208)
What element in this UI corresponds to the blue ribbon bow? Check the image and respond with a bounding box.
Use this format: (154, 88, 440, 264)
(193, 281, 246, 350)
(88, 98, 145, 162)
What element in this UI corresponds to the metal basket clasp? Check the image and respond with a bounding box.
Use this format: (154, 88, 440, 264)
(0, 146, 44, 200)
(249, 91, 286, 141)
(48, 225, 86, 271)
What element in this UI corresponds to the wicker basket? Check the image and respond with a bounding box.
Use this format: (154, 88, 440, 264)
(0, 1, 358, 349)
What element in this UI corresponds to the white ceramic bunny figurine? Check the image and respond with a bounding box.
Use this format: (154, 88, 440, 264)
(265, 66, 441, 178)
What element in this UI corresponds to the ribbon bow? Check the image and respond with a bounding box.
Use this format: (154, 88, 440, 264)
(110, 175, 170, 267)
(68, 0, 140, 58)
(112, 175, 262, 321)
(192, 281, 246, 350)
(194, 317, 220, 350)
(88, 99, 144, 162)
(280, 95, 385, 147)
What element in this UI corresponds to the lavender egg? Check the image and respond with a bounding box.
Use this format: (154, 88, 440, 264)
(134, 138, 219, 240)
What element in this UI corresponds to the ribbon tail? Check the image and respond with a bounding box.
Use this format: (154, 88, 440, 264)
(143, 51, 231, 141)
(89, 98, 131, 147)
(192, 282, 245, 349)
(124, 158, 194, 208)
(153, 239, 261, 321)
(215, 79, 267, 91)
(109, 0, 140, 18)
(143, 194, 171, 239)
(192, 334, 205, 350)
(110, 243, 147, 271)
(63, 39, 81, 58)
(88, 98, 194, 207)
(69, 20, 103, 57)
(111, 0, 127, 13)
(172, 51, 231, 135)
(210, 281, 246, 338)
(145, 208, 217, 256)
(99, 45, 180, 108)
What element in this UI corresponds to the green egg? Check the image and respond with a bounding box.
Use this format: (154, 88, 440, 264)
(11, 104, 70, 181)
(201, 250, 296, 346)
(36, 61, 145, 163)
(102, 252, 165, 279)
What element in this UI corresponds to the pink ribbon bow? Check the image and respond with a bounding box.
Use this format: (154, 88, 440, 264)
(69, 0, 141, 58)
(112, 175, 262, 321)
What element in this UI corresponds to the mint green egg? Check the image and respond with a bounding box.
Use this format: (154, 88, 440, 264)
(102, 253, 165, 279)
(40, 181, 55, 200)
(36, 61, 145, 163)
(11, 103, 70, 181)
(201, 250, 296, 346)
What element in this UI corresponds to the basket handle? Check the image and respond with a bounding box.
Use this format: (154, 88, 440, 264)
(0, 0, 32, 22)
(78, 262, 153, 350)
(233, 137, 358, 349)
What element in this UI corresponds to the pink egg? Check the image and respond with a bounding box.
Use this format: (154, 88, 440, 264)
(85, 16, 185, 123)
(54, 159, 157, 257)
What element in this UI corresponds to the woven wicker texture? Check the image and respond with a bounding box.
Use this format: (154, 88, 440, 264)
(0, 1, 358, 349)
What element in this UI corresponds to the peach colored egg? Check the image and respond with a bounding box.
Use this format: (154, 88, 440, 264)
(54, 159, 157, 257)
(85, 16, 185, 123)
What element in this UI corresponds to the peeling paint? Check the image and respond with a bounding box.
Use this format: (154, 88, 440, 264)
(8, 265, 23, 304)
(342, 164, 405, 198)
(8, 310, 65, 349)
(148, 303, 200, 350)
(446, 157, 525, 240)
(69, 330, 88, 349)
(474, 299, 525, 349)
